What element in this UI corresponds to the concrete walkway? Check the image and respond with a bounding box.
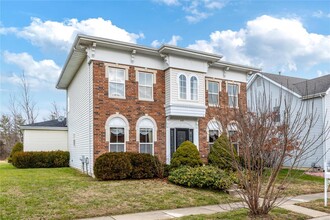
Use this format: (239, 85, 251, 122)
(81, 193, 330, 220)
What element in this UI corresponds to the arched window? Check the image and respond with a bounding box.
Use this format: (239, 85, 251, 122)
(136, 116, 157, 155)
(190, 76, 198, 101)
(179, 74, 187, 99)
(105, 114, 129, 152)
(207, 119, 222, 150)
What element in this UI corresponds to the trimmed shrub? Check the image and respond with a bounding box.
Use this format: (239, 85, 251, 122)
(127, 152, 159, 179)
(168, 165, 234, 190)
(12, 151, 69, 168)
(8, 142, 23, 163)
(208, 134, 238, 171)
(94, 152, 132, 180)
(170, 141, 203, 169)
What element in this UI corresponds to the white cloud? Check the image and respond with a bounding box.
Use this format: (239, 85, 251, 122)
(317, 70, 330, 77)
(312, 10, 330, 18)
(3, 17, 144, 51)
(3, 51, 61, 88)
(155, 0, 180, 6)
(155, 0, 227, 23)
(150, 35, 182, 47)
(168, 35, 182, 45)
(188, 15, 330, 73)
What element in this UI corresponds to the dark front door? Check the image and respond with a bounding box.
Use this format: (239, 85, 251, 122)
(176, 128, 189, 148)
(170, 128, 194, 158)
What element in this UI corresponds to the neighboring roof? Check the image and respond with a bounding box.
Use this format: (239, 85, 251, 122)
(20, 118, 67, 131)
(254, 72, 330, 98)
(56, 34, 261, 89)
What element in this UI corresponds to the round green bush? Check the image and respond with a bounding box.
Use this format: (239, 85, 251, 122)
(170, 141, 203, 169)
(127, 152, 159, 179)
(168, 165, 234, 190)
(94, 152, 132, 180)
(8, 142, 23, 163)
(208, 134, 238, 171)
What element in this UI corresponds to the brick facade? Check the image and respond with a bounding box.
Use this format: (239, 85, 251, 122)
(92, 60, 247, 164)
(199, 81, 247, 162)
(93, 60, 167, 163)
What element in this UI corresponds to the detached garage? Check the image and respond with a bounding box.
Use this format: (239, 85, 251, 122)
(20, 118, 68, 152)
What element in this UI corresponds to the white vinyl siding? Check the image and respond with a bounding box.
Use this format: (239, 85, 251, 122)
(23, 130, 68, 152)
(67, 58, 92, 174)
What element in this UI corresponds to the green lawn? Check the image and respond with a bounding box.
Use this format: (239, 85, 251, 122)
(176, 208, 309, 220)
(297, 199, 330, 214)
(0, 163, 237, 220)
(275, 169, 324, 196)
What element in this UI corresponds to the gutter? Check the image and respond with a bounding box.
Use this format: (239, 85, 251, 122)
(20, 126, 68, 131)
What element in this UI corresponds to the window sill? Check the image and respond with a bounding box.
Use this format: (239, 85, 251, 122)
(109, 96, 126, 100)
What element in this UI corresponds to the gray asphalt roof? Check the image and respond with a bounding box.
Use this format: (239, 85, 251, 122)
(261, 72, 330, 96)
(22, 118, 67, 127)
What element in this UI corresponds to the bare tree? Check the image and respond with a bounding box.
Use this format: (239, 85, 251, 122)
(212, 86, 329, 218)
(19, 72, 38, 124)
(46, 101, 63, 120)
(0, 114, 22, 159)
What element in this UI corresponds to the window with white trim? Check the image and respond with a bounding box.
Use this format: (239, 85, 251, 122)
(179, 74, 187, 99)
(207, 120, 222, 151)
(227, 122, 238, 138)
(228, 83, 238, 108)
(110, 127, 125, 152)
(139, 72, 153, 100)
(140, 128, 153, 154)
(108, 67, 125, 98)
(190, 76, 198, 101)
(136, 116, 157, 155)
(106, 115, 129, 152)
(208, 81, 219, 106)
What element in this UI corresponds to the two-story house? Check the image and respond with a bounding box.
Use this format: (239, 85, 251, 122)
(248, 72, 330, 168)
(56, 34, 260, 175)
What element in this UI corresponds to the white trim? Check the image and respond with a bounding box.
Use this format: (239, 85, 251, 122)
(136, 115, 158, 142)
(189, 75, 199, 101)
(138, 72, 154, 101)
(248, 73, 301, 98)
(227, 82, 240, 108)
(105, 63, 129, 80)
(20, 126, 68, 131)
(105, 113, 129, 142)
(135, 67, 157, 84)
(207, 80, 221, 107)
(178, 73, 188, 100)
(106, 65, 128, 99)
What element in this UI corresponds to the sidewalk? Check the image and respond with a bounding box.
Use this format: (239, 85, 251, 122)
(81, 193, 330, 220)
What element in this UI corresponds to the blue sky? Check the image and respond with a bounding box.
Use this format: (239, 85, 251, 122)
(1, 0, 330, 122)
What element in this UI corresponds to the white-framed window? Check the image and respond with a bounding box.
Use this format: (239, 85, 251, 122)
(139, 128, 153, 154)
(208, 81, 219, 106)
(207, 119, 222, 151)
(108, 67, 125, 98)
(136, 116, 157, 155)
(190, 76, 198, 101)
(179, 74, 187, 99)
(110, 127, 125, 152)
(227, 121, 238, 138)
(228, 83, 239, 108)
(139, 72, 153, 101)
(105, 114, 129, 152)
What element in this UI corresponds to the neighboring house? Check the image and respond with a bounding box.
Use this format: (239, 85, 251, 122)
(56, 34, 260, 175)
(248, 72, 330, 168)
(20, 118, 68, 152)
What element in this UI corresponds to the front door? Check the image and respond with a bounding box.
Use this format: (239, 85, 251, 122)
(176, 128, 189, 148)
(170, 128, 194, 158)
